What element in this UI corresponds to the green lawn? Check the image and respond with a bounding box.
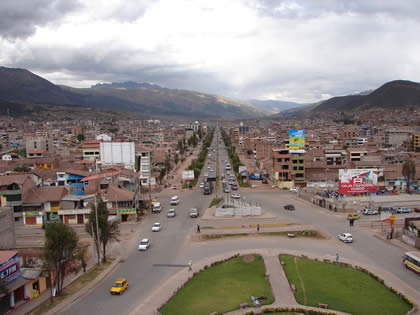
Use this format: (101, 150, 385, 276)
(280, 255, 412, 315)
(160, 255, 273, 315)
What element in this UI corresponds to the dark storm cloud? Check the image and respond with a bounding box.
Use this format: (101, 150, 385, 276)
(0, 0, 82, 39)
(8, 42, 232, 96)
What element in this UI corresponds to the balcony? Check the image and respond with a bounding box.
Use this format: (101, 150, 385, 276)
(0, 190, 22, 196)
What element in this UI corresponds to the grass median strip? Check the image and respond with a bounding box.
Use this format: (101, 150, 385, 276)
(202, 230, 324, 240)
(160, 255, 273, 315)
(33, 259, 114, 315)
(209, 197, 223, 208)
(280, 254, 412, 315)
(201, 223, 300, 230)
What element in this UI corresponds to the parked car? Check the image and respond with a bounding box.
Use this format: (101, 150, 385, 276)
(363, 208, 379, 215)
(289, 187, 298, 193)
(414, 208, 420, 213)
(396, 207, 412, 214)
(167, 209, 176, 217)
(338, 233, 353, 243)
(138, 239, 150, 251)
(110, 278, 128, 295)
(347, 213, 360, 220)
(231, 193, 241, 199)
(284, 204, 295, 210)
(379, 206, 394, 212)
(152, 222, 161, 232)
(199, 182, 205, 188)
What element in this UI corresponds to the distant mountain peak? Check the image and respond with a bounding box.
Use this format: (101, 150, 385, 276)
(91, 81, 161, 89)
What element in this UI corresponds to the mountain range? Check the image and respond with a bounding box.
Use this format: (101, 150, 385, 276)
(0, 67, 265, 119)
(1, 66, 420, 119)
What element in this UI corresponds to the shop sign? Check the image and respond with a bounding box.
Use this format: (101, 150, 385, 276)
(24, 211, 43, 217)
(117, 208, 136, 215)
(0, 255, 20, 284)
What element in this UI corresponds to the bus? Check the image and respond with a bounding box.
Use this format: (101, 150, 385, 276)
(403, 251, 420, 274)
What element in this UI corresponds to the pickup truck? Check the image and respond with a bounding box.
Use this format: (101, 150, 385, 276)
(189, 208, 199, 218)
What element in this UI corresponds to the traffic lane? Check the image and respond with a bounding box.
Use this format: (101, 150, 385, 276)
(62, 191, 209, 315)
(242, 190, 420, 291)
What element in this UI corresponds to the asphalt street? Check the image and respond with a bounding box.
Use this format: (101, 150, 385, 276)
(62, 126, 420, 315)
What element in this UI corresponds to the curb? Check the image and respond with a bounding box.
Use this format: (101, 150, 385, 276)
(44, 256, 122, 315)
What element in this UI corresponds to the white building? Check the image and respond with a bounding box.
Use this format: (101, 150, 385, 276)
(96, 134, 112, 141)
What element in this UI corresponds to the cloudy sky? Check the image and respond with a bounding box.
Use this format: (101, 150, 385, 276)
(1, 0, 419, 103)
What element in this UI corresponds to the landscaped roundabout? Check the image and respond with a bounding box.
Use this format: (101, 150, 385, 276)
(158, 252, 416, 315)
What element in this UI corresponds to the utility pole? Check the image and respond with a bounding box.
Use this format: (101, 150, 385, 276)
(95, 195, 101, 266)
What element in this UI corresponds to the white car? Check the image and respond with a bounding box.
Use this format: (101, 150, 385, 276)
(396, 207, 412, 214)
(138, 239, 150, 251)
(152, 222, 161, 232)
(363, 208, 378, 215)
(338, 233, 353, 243)
(167, 209, 176, 218)
(231, 193, 241, 199)
(199, 182, 205, 188)
(290, 187, 298, 193)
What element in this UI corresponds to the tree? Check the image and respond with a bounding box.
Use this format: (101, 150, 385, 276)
(86, 195, 120, 263)
(159, 167, 166, 184)
(174, 153, 179, 165)
(44, 222, 79, 297)
(402, 160, 416, 192)
(13, 166, 30, 172)
(164, 154, 172, 180)
(77, 134, 85, 142)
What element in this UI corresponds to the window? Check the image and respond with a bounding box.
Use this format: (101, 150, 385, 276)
(293, 166, 297, 171)
(68, 215, 76, 219)
(295, 173, 304, 178)
(282, 165, 289, 170)
(276, 158, 282, 162)
(299, 166, 304, 170)
(292, 160, 297, 164)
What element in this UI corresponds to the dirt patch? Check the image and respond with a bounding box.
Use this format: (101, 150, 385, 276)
(242, 254, 256, 263)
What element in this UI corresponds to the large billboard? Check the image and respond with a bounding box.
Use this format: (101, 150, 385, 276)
(339, 169, 378, 194)
(182, 170, 194, 181)
(100, 142, 135, 170)
(289, 129, 305, 149)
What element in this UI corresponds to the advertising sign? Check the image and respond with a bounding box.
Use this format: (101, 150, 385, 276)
(339, 169, 378, 194)
(0, 254, 20, 284)
(117, 208, 136, 215)
(238, 166, 247, 173)
(182, 170, 194, 181)
(289, 129, 305, 149)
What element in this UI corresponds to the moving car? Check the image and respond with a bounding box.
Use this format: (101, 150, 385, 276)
(338, 233, 353, 243)
(151, 201, 161, 213)
(199, 182, 205, 188)
(167, 209, 176, 217)
(138, 239, 150, 251)
(363, 208, 379, 215)
(284, 204, 295, 210)
(231, 184, 238, 190)
(110, 278, 128, 295)
(396, 207, 412, 214)
(224, 186, 231, 193)
(231, 193, 241, 199)
(189, 208, 199, 218)
(347, 213, 360, 220)
(170, 196, 179, 205)
(152, 222, 161, 232)
(289, 187, 298, 193)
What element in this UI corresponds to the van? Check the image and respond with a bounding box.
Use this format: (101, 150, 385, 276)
(152, 202, 161, 213)
(170, 196, 180, 206)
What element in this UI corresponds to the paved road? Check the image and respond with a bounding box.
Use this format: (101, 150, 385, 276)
(64, 126, 420, 314)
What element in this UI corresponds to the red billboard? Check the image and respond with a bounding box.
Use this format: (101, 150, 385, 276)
(339, 169, 378, 194)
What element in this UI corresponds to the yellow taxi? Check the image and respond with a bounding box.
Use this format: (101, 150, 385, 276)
(110, 278, 128, 295)
(347, 213, 360, 220)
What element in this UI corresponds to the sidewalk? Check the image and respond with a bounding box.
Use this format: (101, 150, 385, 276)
(131, 248, 420, 315)
(12, 255, 120, 315)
